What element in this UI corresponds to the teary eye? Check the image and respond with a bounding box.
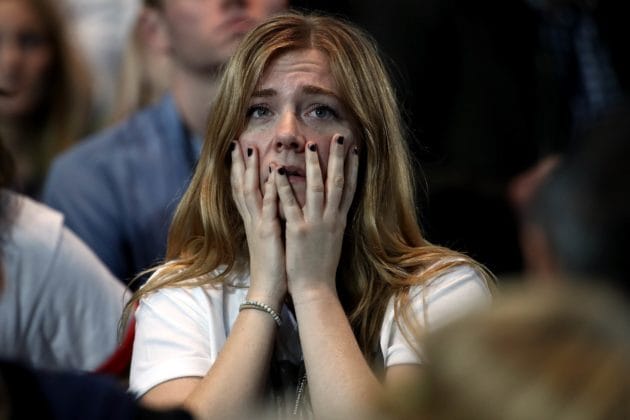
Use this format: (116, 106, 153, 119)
(310, 104, 338, 120)
(246, 105, 271, 119)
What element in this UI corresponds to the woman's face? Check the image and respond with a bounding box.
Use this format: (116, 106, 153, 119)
(238, 48, 357, 208)
(0, 0, 53, 118)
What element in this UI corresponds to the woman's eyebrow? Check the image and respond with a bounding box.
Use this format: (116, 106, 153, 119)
(302, 85, 338, 98)
(251, 88, 276, 98)
(250, 85, 339, 99)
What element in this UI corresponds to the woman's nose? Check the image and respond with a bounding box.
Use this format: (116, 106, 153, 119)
(274, 111, 305, 152)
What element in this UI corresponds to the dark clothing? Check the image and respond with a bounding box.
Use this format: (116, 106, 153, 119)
(0, 360, 192, 420)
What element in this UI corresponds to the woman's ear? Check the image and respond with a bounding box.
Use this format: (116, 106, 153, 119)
(136, 6, 171, 54)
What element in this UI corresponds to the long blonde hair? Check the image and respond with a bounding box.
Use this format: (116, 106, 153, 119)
(124, 11, 493, 356)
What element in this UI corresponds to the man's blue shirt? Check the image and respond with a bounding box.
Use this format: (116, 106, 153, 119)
(43, 94, 201, 284)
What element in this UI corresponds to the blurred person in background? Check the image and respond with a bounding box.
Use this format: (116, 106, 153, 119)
(0, 0, 92, 198)
(379, 284, 630, 420)
(0, 136, 128, 372)
(520, 105, 630, 300)
(43, 0, 287, 285)
(60, 0, 140, 124)
(108, 1, 173, 123)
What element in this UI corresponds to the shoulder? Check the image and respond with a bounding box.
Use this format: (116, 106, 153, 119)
(6, 193, 65, 260)
(137, 270, 249, 320)
(5, 192, 123, 288)
(48, 95, 178, 173)
(391, 263, 493, 331)
(379, 263, 492, 366)
(415, 264, 492, 304)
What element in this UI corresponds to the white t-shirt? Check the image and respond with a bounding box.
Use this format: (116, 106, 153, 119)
(0, 193, 129, 371)
(129, 264, 491, 397)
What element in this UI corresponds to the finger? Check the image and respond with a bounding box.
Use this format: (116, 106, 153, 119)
(340, 144, 360, 216)
(305, 142, 325, 218)
(243, 146, 262, 219)
(324, 135, 346, 216)
(261, 166, 278, 223)
(275, 166, 303, 223)
(230, 141, 249, 218)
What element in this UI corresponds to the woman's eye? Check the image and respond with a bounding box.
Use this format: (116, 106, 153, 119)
(246, 105, 271, 119)
(310, 105, 337, 120)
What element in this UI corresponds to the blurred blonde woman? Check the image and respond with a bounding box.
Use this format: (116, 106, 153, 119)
(0, 0, 92, 197)
(125, 11, 494, 420)
(383, 284, 630, 420)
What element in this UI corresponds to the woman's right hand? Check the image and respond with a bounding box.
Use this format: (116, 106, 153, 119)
(230, 142, 286, 309)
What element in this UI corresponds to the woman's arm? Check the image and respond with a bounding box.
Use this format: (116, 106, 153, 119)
(291, 286, 383, 418)
(140, 145, 287, 419)
(276, 135, 383, 418)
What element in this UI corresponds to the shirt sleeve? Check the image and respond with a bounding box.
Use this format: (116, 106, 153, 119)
(42, 227, 129, 371)
(128, 285, 234, 398)
(380, 264, 492, 367)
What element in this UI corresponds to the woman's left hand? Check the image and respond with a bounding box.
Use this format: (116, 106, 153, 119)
(275, 134, 359, 298)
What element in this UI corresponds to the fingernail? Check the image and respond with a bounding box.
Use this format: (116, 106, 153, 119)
(229, 142, 236, 152)
(308, 143, 317, 152)
(247, 148, 253, 157)
(353, 146, 359, 155)
(278, 167, 286, 176)
(269, 165, 272, 173)
(337, 136, 345, 145)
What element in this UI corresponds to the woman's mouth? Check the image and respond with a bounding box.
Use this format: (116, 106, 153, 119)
(284, 166, 306, 183)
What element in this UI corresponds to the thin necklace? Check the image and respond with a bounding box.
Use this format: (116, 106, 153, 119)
(292, 372, 308, 416)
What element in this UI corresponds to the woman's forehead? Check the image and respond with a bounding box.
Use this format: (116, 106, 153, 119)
(253, 48, 338, 93)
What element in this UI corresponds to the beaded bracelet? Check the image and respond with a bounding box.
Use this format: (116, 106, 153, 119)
(239, 300, 282, 327)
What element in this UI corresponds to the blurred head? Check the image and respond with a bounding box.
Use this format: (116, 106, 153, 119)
(0, 0, 91, 195)
(383, 285, 630, 420)
(148, 0, 287, 74)
(0, 0, 53, 118)
(523, 106, 630, 298)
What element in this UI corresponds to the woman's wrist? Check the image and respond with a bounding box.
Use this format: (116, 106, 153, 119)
(246, 287, 285, 311)
(289, 282, 338, 307)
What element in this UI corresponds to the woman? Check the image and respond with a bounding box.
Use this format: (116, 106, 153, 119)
(127, 11, 494, 419)
(0, 0, 92, 197)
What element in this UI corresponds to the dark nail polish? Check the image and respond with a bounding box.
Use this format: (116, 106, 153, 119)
(353, 146, 359, 155)
(278, 167, 286, 176)
(229, 142, 236, 152)
(337, 136, 345, 145)
(308, 143, 317, 152)
(269, 166, 272, 173)
(247, 148, 253, 157)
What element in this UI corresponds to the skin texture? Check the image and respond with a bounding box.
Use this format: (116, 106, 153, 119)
(233, 48, 359, 304)
(160, 0, 287, 74)
(0, 0, 52, 118)
(238, 48, 357, 208)
(155, 0, 288, 139)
